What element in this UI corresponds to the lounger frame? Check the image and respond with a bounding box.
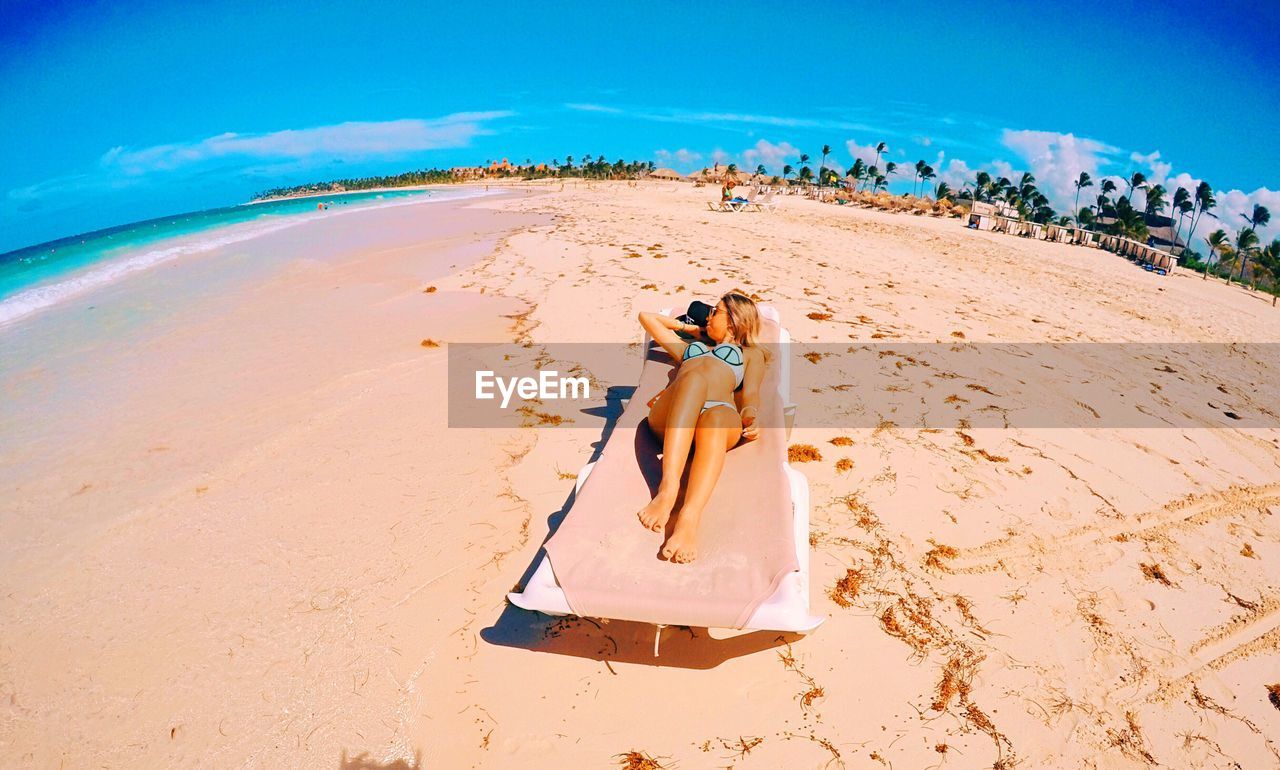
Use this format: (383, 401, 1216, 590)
(506, 306, 824, 653)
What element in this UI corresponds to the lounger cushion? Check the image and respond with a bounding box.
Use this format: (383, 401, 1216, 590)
(541, 314, 797, 629)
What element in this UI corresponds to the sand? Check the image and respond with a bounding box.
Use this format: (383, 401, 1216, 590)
(1, 181, 1278, 768)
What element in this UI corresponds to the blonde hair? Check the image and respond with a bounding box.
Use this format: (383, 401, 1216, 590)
(720, 291, 761, 347)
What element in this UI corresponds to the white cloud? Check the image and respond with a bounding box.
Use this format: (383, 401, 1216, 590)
(742, 140, 799, 173)
(1000, 129, 1118, 209)
(845, 139, 881, 166)
(653, 147, 703, 169)
(100, 112, 513, 175)
(1215, 187, 1280, 244)
(1128, 149, 1172, 188)
(564, 103, 623, 114)
(938, 158, 973, 191)
(991, 159, 1017, 182)
(560, 103, 875, 132)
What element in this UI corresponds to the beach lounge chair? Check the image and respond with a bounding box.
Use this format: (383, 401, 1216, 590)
(508, 305, 822, 654)
(751, 192, 778, 212)
(707, 189, 757, 212)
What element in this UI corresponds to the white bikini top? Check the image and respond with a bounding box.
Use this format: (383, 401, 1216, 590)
(682, 340, 745, 390)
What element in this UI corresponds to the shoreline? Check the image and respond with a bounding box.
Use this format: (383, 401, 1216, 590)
(0, 187, 503, 330)
(241, 183, 443, 205)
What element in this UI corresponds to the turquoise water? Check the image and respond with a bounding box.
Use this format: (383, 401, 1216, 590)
(0, 188, 471, 326)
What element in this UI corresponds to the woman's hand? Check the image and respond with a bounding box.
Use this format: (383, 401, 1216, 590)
(740, 405, 759, 441)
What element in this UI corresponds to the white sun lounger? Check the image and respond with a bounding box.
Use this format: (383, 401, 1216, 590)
(507, 305, 822, 655)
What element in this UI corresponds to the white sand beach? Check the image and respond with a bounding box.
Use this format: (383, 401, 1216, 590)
(1, 182, 1278, 769)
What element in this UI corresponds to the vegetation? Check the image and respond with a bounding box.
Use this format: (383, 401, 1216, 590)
(1073, 172, 1093, 225)
(251, 156, 659, 200)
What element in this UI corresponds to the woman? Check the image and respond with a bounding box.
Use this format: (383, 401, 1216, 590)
(636, 292, 768, 563)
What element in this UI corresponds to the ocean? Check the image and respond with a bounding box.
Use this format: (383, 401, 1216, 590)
(0, 187, 484, 327)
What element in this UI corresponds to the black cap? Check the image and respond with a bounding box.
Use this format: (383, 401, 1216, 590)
(677, 300, 713, 329)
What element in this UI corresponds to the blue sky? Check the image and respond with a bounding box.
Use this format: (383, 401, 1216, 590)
(2, 0, 1278, 253)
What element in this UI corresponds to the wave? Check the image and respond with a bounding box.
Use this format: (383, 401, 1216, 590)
(0, 187, 494, 329)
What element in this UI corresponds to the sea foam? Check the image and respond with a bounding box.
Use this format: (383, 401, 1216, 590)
(0, 188, 492, 328)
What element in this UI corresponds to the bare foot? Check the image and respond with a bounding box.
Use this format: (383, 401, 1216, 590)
(637, 492, 676, 532)
(661, 514, 700, 563)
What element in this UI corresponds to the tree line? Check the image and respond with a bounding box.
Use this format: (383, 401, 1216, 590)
(250, 156, 658, 200)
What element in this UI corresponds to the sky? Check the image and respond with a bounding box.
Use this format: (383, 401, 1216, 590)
(2, 0, 1278, 253)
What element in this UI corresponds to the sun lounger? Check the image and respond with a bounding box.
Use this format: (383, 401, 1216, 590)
(707, 193, 755, 212)
(751, 193, 778, 212)
(507, 305, 822, 653)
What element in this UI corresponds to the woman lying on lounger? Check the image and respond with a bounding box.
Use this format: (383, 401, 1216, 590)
(636, 292, 768, 563)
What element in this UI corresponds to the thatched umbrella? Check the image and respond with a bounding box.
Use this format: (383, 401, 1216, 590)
(649, 167, 685, 180)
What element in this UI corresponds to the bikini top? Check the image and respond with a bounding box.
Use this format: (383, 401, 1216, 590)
(682, 340, 745, 390)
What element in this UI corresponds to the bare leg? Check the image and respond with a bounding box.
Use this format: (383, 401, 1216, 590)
(638, 371, 709, 532)
(662, 406, 741, 563)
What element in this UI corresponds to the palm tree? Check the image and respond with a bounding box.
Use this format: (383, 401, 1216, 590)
(1242, 203, 1271, 232)
(1187, 181, 1216, 248)
(1073, 172, 1094, 225)
(994, 177, 1013, 202)
(1205, 229, 1229, 280)
(883, 161, 898, 187)
(1144, 184, 1167, 217)
(934, 181, 953, 201)
(1092, 179, 1118, 225)
(1016, 172, 1038, 217)
(849, 158, 866, 191)
(798, 153, 810, 169)
(1125, 171, 1146, 203)
(872, 142, 887, 175)
(1112, 197, 1148, 241)
(782, 164, 794, 181)
(1077, 207, 1096, 229)
(756, 164, 767, 177)
(1171, 187, 1191, 251)
(1258, 239, 1280, 303)
(1234, 226, 1260, 282)
(797, 166, 814, 183)
(913, 160, 926, 197)
(920, 165, 937, 198)
(973, 171, 992, 202)
(819, 144, 831, 188)
(1094, 194, 1111, 224)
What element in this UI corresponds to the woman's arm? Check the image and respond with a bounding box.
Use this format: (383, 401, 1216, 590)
(639, 311, 695, 361)
(737, 346, 767, 441)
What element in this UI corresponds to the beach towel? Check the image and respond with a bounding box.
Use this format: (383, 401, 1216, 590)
(540, 314, 798, 629)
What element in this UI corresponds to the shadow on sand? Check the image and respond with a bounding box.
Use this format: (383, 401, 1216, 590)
(480, 384, 800, 669)
(338, 750, 421, 769)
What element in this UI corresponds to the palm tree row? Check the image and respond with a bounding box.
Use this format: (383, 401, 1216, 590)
(1066, 172, 1235, 264)
(251, 157, 661, 200)
(959, 170, 1059, 224)
(1203, 204, 1273, 285)
(1202, 223, 1280, 301)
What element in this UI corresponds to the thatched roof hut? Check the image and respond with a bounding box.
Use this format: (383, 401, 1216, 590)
(649, 167, 685, 180)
